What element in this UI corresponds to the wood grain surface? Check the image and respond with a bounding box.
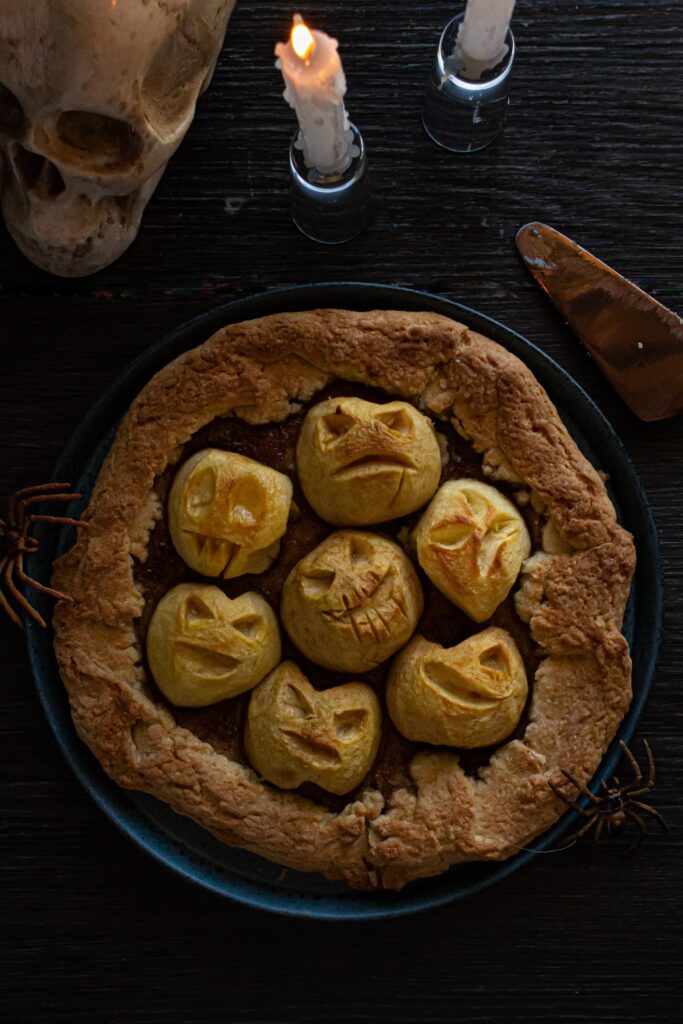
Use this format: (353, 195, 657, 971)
(1, 2, 681, 1022)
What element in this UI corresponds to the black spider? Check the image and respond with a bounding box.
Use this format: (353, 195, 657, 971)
(549, 740, 668, 853)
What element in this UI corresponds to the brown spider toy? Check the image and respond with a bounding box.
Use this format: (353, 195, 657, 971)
(0, 482, 86, 630)
(549, 739, 668, 853)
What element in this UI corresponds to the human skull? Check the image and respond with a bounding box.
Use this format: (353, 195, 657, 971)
(0, 0, 236, 276)
(281, 530, 424, 673)
(387, 627, 528, 748)
(246, 662, 382, 795)
(297, 397, 442, 526)
(146, 583, 281, 707)
(168, 449, 293, 579)
(413, 479, 531, 622)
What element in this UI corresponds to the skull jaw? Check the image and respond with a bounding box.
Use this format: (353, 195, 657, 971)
(1, 166, 163, 277)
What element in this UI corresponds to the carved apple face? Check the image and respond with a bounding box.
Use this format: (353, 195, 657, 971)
(387, 627, 528, 748)
(414, 479, 531, 622)
(245, 662, 382, 794)
(281, 531, 424, 673)
(146, 583, 281, 707)
(296, 397, 442, 525)
(168, 449, 292, 578)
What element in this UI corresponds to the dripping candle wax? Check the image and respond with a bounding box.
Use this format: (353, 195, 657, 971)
(455, 0, 516, 80)
(275, 14, 355, 176)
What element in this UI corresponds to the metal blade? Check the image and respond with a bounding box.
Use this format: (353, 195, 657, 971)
(516, 222, 683, 422)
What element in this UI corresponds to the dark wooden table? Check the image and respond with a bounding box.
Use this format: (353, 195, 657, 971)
(2, 2, 681, 1021)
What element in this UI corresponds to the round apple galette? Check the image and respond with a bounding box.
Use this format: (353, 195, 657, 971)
(53, 310, 635, 890)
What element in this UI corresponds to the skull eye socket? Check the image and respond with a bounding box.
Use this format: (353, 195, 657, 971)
(376, 407, 414, 437)
(334, 708, 368, 739)
(0, 84, 24, 136)
(319, 411, 356, 446)
(56, 111, 142, 166)
(301, 570, 336, 598)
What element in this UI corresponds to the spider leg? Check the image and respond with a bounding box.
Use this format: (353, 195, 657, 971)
(15, 493, 82, 531)
(0, 557, 23, 628)
(15, 552, 72, 603)
(4, 558, 46, 628)
(558, 813, 600, 847)
(11, 482, 74, 498)
(594, 816, 606, 844)
(630, 800, 668, 834)
(17, 492, 82, 511)
(548, 779, 594, 818)
(619, 740, 643, 788)
(622, 809, 648, 854)
(559, 769, 601, 805)
(26, 513, 86, 528)
(623, 741, 657, 797)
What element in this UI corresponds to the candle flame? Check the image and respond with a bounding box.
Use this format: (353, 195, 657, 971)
(291, 17, 315, 62)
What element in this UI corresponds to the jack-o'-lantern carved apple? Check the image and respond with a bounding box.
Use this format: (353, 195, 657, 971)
(246, 662, 382, 795)
(414, 479, 531, 622)
(387, 627, 528, 748)
(281, 530, 424, 673)
(297, 397, 442, 526)
(169, 449, 293, 579)
(146, 583, 281, 707)
(0, 0, 236, 276)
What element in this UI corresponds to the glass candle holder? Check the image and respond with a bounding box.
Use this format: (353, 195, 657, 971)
(422, 12, 516, 154)
(289, 122, 373, 244)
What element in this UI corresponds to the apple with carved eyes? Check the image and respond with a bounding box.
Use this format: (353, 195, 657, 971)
(387, 627, 528, 748)
(146, 583, 281, 707)
(246, 662, 382, 794)
(413, 479, 531, 622)
(168, 448, 292, 578)
(281, 530, 424, 673)
(296, 397, 442, 526)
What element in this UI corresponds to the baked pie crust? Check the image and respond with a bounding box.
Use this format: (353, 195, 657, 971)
(52, 310, 635, 891)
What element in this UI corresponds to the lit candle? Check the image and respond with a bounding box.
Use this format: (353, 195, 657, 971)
(455, 0, 516, 79)
(275, 14, 355, 176)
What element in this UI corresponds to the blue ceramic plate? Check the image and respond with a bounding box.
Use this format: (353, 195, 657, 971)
(24, 284, 662, 920)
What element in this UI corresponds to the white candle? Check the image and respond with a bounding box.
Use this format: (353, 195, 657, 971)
(456, 0, 516, 78)
(276, 14, 355, 176)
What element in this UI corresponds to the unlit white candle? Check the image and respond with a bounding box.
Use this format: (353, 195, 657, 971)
(275, 15, 355, 176)
(456, 0, 516, 74)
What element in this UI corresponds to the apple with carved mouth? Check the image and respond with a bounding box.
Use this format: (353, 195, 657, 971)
(387, 627, 528, 748)
(281, 530, 424, 673)
(146, 583, 281, 707)
(168, 448, 292, 579)
(414, 479, 531, 622)
(296, 397, 442, 525)
(246, 662, 382, 795)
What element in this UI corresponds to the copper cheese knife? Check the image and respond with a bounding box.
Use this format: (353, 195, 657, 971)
(516, 222, 683, 422)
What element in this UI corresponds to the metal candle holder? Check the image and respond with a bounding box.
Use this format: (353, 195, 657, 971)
(289, 123, 373, 244)
(422, 12, 516, 153)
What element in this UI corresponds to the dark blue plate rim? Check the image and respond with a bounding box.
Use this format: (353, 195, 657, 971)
(24, 282, 663, 920)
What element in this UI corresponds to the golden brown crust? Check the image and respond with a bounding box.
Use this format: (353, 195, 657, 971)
(52, 309, 635, 890)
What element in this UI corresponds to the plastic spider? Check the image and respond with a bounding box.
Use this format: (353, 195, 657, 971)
(0, 482, 85, 629)
(549, 740, 668, 853)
